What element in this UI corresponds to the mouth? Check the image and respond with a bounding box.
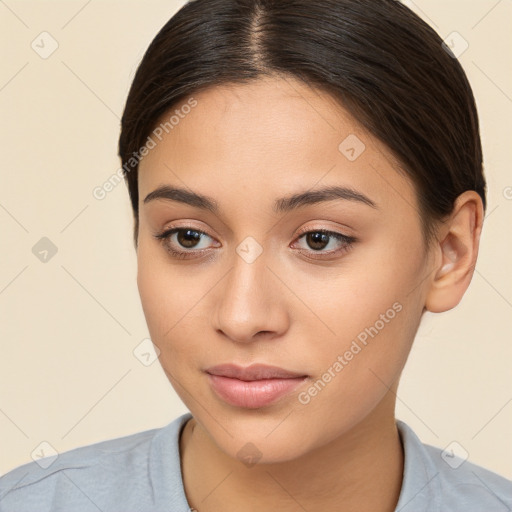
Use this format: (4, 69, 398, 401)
(205, 363, 309, 409)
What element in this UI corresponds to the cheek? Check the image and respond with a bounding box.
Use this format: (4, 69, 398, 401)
(292, 299, 417, 441)
(136, 242, 183, 345)
(290, 236, 423, 348)
(136, 242, 214, 368)
(292, 234, 426, 404)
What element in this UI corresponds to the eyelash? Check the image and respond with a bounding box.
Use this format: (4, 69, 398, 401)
(153, 226, 356, 261)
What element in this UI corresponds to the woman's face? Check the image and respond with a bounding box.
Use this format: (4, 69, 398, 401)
(136, 76, 434, 463)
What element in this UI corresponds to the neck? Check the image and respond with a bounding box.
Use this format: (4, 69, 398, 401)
(180, 391, 403, 512)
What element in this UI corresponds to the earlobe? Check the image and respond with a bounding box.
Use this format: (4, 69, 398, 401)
(424, 191, 484, 313)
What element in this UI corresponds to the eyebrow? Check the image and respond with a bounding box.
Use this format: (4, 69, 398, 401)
(143, 184, 378, 213)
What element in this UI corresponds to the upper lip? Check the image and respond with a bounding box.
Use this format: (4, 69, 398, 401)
(205, 364, 307, 381)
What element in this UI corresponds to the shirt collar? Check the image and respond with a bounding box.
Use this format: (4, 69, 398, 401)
(394, 419, 440, 511)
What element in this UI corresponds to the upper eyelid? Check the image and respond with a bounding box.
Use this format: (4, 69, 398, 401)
(295, 225, 353, 237)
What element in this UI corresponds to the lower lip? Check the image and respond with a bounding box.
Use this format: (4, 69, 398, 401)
(207, 374, 307, 409)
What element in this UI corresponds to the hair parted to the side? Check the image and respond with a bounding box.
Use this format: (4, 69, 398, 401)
(118, 0, 486, 249)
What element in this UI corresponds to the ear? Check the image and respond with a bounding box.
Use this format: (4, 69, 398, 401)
(424, 191, 484, 313)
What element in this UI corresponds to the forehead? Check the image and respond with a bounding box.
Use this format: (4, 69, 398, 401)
(137, 76, 417, 218)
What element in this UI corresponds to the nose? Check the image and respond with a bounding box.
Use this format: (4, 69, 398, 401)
(213, 249, 290, 344)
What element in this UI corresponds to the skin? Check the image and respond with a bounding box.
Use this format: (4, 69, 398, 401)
(136, 75, 483, 512)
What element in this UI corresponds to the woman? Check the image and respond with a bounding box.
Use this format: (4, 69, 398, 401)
(1, 0, 511, 510)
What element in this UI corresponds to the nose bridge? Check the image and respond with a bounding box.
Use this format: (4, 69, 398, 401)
(213, 237, 287, 342)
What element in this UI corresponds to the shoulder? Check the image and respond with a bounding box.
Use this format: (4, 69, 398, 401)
(0, 413, 193, 512)
(395, 419, 512, 511)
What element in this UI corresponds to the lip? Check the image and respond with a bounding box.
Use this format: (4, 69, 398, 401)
(205, 364, 308, 409)
(206, 363, 307, 381)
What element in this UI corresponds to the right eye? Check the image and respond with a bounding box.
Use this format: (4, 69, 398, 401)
(154, 227, 220, 259)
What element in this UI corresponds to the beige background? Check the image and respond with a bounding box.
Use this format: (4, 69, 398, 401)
(1, 0, 511, 479)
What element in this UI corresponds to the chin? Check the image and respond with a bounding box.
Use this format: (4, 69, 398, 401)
(191, 405, 321, 464)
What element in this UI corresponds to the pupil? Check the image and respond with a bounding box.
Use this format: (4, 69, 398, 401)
(308, 232, 328, 251)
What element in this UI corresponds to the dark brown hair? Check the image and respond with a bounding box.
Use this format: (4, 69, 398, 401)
(118, 0, 486, 248)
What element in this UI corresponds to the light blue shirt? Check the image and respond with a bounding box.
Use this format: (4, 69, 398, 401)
(1, 412, 511, 511)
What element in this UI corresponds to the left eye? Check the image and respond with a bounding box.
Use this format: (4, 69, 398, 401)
(293, 229, 355, 255)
